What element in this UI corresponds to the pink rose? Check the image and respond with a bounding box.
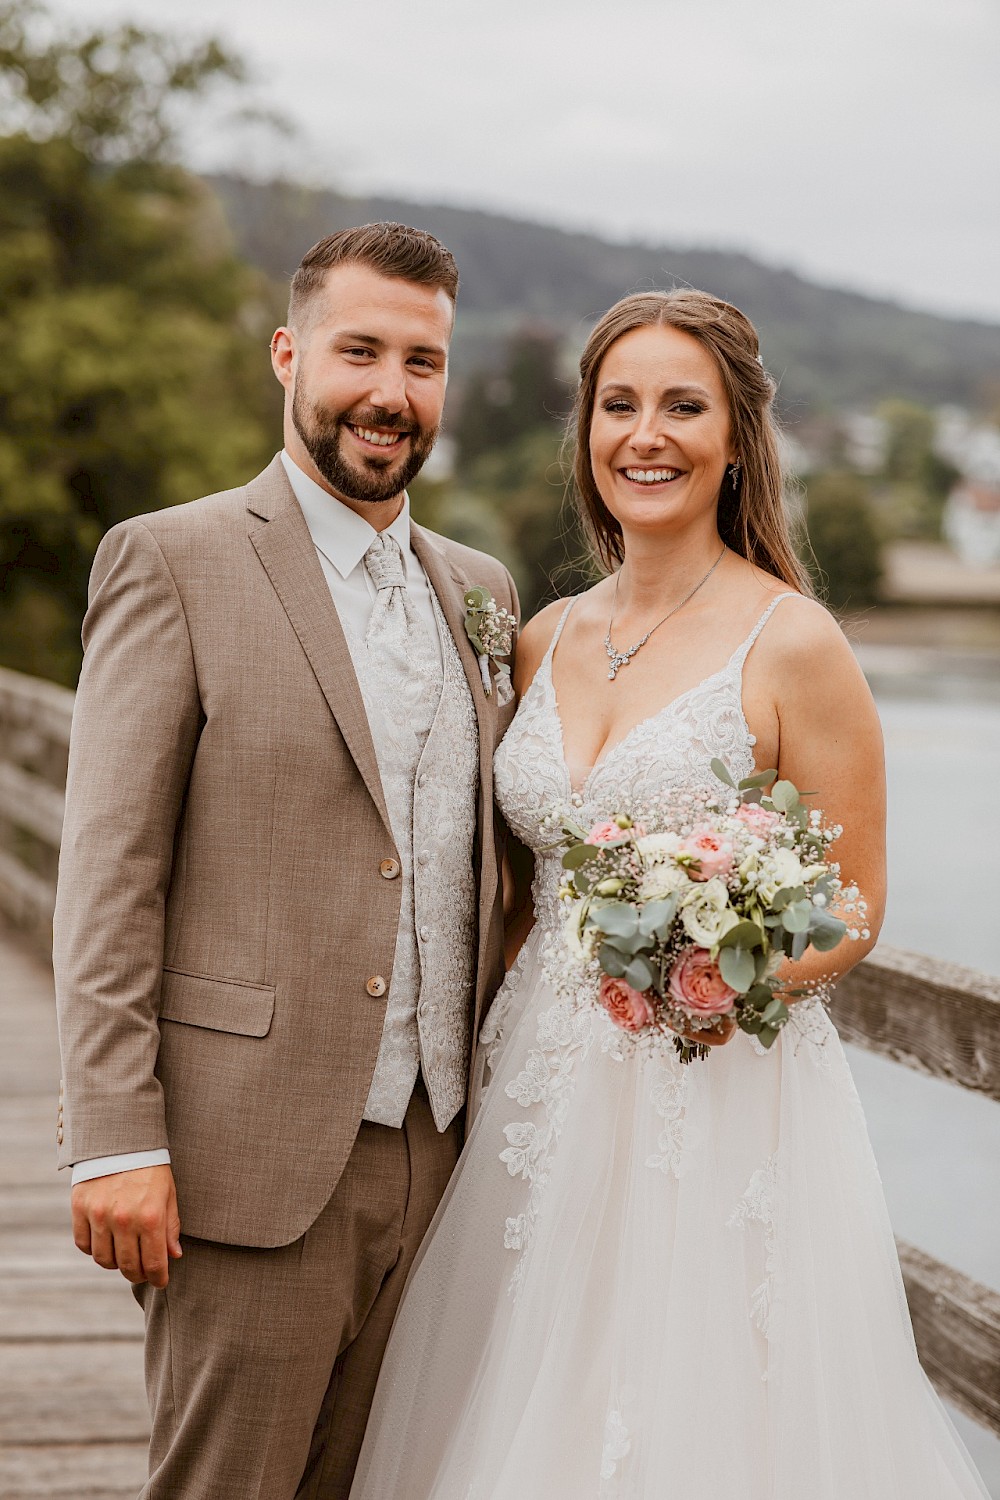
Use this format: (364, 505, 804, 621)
(598, 975, 656, 1032)
(678, 826, 734, 881)
(586, 820, 623, 846)
(735, 802, 780, 837)
(668, 948, 738, 1016)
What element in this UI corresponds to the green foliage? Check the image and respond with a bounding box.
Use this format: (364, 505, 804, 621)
(802, 472, 884, 610)
(875, 399, 959, 539)
(453, 328, 569, 469)
(0, 3, 280, 684)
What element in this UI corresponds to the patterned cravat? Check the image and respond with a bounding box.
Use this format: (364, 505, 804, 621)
(363, 533, 440, 712)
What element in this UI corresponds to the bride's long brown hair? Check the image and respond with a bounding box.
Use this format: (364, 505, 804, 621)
(568, 289, 813, 594)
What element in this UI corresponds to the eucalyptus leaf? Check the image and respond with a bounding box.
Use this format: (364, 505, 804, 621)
(624, 955, 655, 992)
(562, 843, 600, 870)
(761, 997, 789, 1026)
(738, 769, 777, 790)
(756, 1024, 780, 1049)
(463, 586, 489, 610)
(597, 929, 649, 959)
(781, 900, 812, 933)
(594, 902, 640, 938)
(599, 944, 627, 979)
(770, 780, 800, 814)
(746, 984, 774, 1011)
(711, 757, 736, 788)
(771, 884, 806, 912)
(809, 916, 847, 952)
(718, 945, 755, 993)
(716, 919, 763, 951)
(791, 928, 809, 961)
(639, 896, 678, 938)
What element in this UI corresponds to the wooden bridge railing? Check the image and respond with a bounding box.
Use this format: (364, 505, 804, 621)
(1, 664, 998, 1437)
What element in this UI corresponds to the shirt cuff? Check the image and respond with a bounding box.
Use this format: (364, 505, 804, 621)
(70, 1150, 172, 1185)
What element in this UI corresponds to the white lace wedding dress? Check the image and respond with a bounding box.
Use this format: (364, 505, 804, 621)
(349, 597, 988, 1499)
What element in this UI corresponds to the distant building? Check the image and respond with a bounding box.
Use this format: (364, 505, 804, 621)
(943, 479, 1000, 565)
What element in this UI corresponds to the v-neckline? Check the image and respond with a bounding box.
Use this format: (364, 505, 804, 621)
(542, 649, 737, 797)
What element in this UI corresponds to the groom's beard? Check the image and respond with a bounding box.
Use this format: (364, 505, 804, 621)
(291, 386, 439, 505)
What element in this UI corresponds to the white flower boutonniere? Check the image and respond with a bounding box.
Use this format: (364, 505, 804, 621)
(463, 586, 516, 704)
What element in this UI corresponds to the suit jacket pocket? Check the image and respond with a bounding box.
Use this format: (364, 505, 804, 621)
(160, 968, 275, 1037)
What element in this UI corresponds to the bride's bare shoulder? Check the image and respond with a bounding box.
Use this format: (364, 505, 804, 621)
(512, 598, 574, 695)
(513, 584, 614, 695)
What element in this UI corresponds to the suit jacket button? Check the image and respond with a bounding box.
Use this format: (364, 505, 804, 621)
(379, 858, 401, 880)
(366, 975, 387, 998)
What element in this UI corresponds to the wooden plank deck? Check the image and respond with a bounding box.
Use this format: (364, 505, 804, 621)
(0, 925, 148, 1500)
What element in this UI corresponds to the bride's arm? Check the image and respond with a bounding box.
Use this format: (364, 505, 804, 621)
(757, 598, 887, 993)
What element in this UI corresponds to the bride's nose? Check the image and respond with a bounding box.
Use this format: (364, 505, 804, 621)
(628, 408, 667, 454)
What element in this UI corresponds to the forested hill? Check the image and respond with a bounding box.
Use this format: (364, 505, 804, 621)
(213, 174, 1000, 416)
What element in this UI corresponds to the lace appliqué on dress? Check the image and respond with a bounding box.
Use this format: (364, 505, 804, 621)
(600, 1406, 632, 1487)
(645, 1059, 691, 1177)
(499, 999, 596, 1296)
(728, 1152, 779, 1339)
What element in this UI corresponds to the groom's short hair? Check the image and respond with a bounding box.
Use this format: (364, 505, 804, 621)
(289, 222, 459, 326)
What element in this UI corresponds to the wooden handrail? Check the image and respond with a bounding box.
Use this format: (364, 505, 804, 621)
(835, 945, 1000, 1103)
(0, 666, 997, 1435)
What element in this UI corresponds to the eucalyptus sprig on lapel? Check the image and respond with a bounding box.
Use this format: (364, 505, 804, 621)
(463, 586, 516, 702)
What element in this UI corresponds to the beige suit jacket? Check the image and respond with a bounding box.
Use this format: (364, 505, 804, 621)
(53, 456, 519, 1247)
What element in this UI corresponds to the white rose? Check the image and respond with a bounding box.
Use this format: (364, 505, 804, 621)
(680, 876, 740, 948)
(638, 864, 690, 902)
(635, 832, 681, 864)
(756, 847, 805, 905)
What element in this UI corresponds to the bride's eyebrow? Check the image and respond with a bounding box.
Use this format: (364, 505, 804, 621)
(597, 382, 713, 400)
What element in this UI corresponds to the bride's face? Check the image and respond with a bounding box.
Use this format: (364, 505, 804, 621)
(588, 323, 735, 539)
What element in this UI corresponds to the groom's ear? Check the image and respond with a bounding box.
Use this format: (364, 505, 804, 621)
(270, 328, 295, 391)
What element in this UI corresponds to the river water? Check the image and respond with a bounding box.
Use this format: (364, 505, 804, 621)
(848, 690, 1000, 1488)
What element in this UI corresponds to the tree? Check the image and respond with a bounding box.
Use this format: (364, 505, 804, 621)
(453, 327, 569, 472)
(876, 399, 959, 540)
(0, 3, 281, 683)
(803, 472, 883, 611)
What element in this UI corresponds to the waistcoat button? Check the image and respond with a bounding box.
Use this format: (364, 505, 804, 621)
(366, 975, 387, 998)
(417, 850, 430, 867)
(379, 858, 401, 880)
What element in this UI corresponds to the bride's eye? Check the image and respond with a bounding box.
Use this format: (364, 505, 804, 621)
(602, 399, 634, 415)
(671, 401, 705, 415)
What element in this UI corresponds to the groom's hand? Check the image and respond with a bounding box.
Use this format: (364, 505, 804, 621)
(71, 1164, 182, 1288)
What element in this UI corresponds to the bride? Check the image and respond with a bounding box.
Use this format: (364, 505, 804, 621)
(348, 290, 989, 1498)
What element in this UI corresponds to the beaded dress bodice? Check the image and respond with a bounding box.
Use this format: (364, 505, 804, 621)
(493, 595, 793, 934)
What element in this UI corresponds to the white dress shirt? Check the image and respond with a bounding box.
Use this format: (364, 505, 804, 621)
(71, 451, 440, 1184)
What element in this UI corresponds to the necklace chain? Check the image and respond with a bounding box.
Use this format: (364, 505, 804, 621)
(604, 544, 727, 681)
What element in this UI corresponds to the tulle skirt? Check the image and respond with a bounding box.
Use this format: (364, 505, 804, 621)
(349, 930, 989, 1498)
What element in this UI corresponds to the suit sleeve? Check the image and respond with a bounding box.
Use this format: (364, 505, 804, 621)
(53, 520, 202, 1167)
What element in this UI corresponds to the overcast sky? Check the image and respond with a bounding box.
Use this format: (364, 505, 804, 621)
(49, 0, 1000, 323)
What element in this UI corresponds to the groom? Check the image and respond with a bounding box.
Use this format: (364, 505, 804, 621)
(53, 222, 519, 1498)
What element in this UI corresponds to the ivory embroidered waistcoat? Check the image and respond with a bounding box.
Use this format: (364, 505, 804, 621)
(353, 589, 480, 1130)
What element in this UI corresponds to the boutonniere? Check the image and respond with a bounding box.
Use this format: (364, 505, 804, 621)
(463, 586, 516, 704)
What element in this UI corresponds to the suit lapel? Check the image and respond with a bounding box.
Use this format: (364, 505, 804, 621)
(246, 459, 392, 837)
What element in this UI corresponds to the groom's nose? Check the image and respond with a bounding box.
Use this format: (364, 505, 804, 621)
(366, 358, 408, 413)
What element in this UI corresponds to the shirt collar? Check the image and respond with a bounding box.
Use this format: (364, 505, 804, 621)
(280, 449, 412, 580)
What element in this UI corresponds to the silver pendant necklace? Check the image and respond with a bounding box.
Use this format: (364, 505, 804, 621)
(604, 544, 727, 681)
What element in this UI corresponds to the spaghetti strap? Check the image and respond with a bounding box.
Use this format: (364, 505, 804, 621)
(728, 591, 798, 670)
(543, 599, 576, 664)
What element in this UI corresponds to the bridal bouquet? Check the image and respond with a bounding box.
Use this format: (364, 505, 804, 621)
(545, 761, 866, 1062)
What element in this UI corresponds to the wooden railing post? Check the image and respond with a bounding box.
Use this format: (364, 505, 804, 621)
(0, 667, 74, 951)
